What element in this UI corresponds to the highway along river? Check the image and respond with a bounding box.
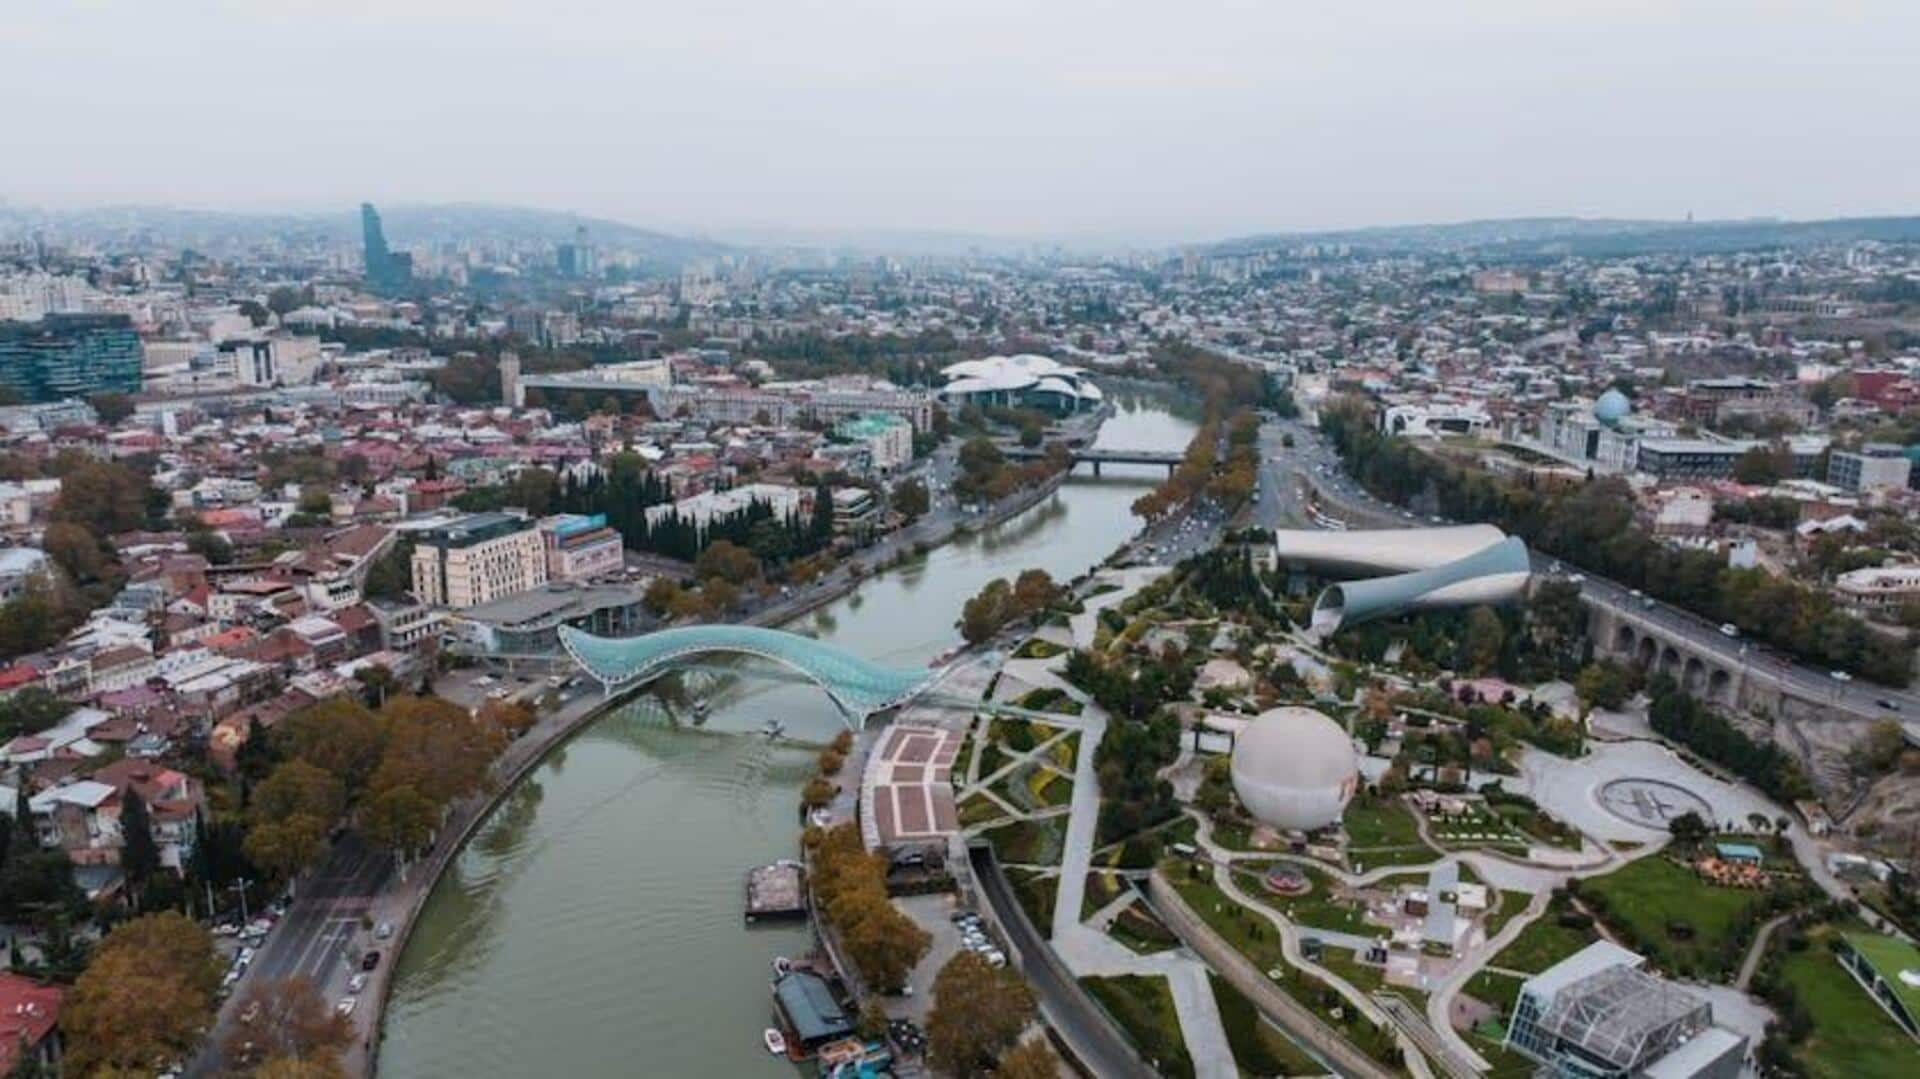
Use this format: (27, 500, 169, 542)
(378, 392, 1196, 1078)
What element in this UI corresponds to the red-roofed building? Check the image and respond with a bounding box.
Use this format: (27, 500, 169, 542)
(0, 974, 63, 1075)
(0, 664, 42, 699)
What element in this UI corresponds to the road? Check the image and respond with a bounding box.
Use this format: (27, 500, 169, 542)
(1263, 416, 1920, 724)
(969, 846, 1157, 1079)
(191, 836, 394, 1075)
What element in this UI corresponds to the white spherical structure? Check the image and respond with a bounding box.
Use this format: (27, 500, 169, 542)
(1230, 707, 1360, 833)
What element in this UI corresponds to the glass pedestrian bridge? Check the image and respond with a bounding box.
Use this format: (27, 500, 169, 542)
(558, 624, 938, 721)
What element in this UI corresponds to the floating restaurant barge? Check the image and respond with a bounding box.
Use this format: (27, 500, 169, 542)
(745, 859, 809, 923)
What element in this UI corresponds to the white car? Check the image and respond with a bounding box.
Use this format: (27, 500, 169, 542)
(1718, 623, 1738, 638)
(1830, 670, 1853, 682)
(348, 973, 369, 994)
(336, 998, 357, 1017)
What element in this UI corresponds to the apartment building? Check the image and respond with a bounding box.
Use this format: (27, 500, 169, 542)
(410, 512, 549, 608)
(1827, 443, 1912, 495)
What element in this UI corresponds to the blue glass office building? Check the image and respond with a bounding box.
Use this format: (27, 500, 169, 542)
(0, 314, 143, 402)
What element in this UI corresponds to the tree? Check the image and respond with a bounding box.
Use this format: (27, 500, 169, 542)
(223, 975, 351, 1072)
(1669, 810, 1710, 847)
(252, 760, 346, 825)
(892, 477, 929, 522)
(1575, 663, 1633, 711)
(927, 950, 1036, 1078)
(86, 391, 135, 425)
(1732, 443, 1790, 486)
(274, 697, 388, 795)
(997, 1039, 1061, 1079)
(120, 788, 162, 889)
(361, 785, 438, 859)
(50, 459, 153, 535)
(0, 688, 73, 741)
(361, 539, 414, 601)
(63, 912, 222, 1074)
(244, 815, 330, 881)
(40, 520, 116, 587)
(836, 891, 930, 991)
(354, 664, 401, 709)
(695, 540, 761, 585)
(1461, 606, 1505, 676)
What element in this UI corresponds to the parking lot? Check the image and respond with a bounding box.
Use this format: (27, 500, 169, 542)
(890, 891, 1009, 1024)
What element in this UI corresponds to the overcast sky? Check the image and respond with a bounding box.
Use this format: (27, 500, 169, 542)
(5, 1, 1917, 243)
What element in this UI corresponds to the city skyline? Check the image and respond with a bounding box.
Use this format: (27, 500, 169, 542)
(6, 1, 1919, 243)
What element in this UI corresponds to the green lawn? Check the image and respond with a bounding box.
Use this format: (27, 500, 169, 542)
(1581, 856, 1766, 979)
(1780, 927, 1920, 1079)
(1032, 770, 1072, 809)
(1483, 887, 1532, 938)
(1005, 869, 1058, 940)
(1492, 906, 1598, 974)
(1081, 975, 1195, 1079)
(1109, 904, 1179, 955)
(984, 816, 1067, 866)
(957, 792, 1009, 828)
(1083, 871, 1125, 921)
(1208, 973, 1323, 1076)
(1343, 796, 1440, 868)
(1230, 863, 1373, 936)
(1462, 969, 1524, 1015)
(1049, 731, 1080, 771)
(1014, 637, 1066, 660)
(1162, 865, 1403, 1068)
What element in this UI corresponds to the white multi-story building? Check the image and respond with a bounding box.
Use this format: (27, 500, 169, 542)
(410, 513, 550, 608)
(834, 412, 914, 474)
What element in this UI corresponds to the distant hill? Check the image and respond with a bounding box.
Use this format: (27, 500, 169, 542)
(1208, 215, 1920, 260)
(0, 201, 728, 266)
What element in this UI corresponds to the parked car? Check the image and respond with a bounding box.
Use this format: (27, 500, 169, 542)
(361, 950, 382, 971)
(1718, 623, 1739, 638)
(374, 922, 394, 940)
(348, 973, 368, 994)
(1877, 698, 1901, 712)
(1830, 671, 1853, 682)
(336, 998, 357, 1017)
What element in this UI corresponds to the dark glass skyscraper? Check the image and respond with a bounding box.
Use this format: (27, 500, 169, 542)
(0, 314, 143, 402)
(361, 202, 413, 293)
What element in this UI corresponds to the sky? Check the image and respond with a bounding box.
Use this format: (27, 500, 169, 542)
(5, 1, 1918, 244)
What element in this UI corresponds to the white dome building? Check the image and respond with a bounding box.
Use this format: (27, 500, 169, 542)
(1229, 707, 1360, 832)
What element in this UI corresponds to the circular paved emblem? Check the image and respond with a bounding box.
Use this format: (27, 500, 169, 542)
(1597, 777, 1713, 829)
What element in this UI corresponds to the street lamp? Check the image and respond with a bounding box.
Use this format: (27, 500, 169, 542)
(231, 878, 254, 924)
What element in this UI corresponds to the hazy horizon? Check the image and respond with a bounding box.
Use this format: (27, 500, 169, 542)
(7, 1, 1919, 243)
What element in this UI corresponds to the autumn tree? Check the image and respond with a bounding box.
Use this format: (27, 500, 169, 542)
(695, 540, 761, 585)
(64, 912, 222, 1074)
(255, 1056, 349, 1079)
(273, 697, 389, 796)
(1460, 606, 1505, 676)
(891, 477, 929, 521)
(245, 760, 346, 878)
(224, 975, 351, 1073)
(997, 1039, 1062, 1079)
(927, 950, 1037, 1078)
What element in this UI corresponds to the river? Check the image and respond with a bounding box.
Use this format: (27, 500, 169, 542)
(377, 392, 1196, 1078)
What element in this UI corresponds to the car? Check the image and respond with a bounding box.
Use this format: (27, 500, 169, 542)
(375, 921, 394, 940)
(214, 923, 239, 937)
(982, 950, 1007, 968)
(348, 973, 369, 994)
(1718, 623, 1739, 638)
(1877, 698, 1901, 711)
(361, 950, 382, 971)
(1830, 670, 1853, 682)
(237, 946, 256, 963)
(222, 970, 241, 989)
(336, 998, 357, 1017)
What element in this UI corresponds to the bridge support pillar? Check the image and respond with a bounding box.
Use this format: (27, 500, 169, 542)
(1091, 460, 1101, 478)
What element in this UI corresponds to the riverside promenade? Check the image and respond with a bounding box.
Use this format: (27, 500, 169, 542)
(342, 468, 1073, 1076)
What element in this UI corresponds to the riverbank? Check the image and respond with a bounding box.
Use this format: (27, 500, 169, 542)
(373, 392, 1200, 1076)
(357, 469, 1073, 1075)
